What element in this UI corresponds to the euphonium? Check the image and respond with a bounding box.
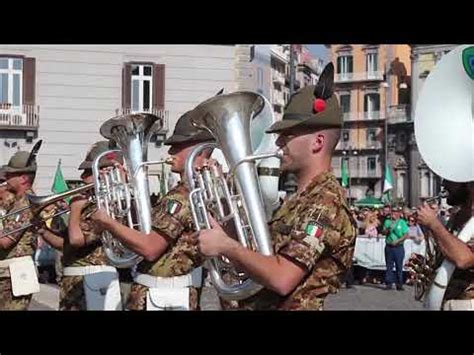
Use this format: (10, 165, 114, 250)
(97, 112, 167, 268)
(185, 91, 282, 301)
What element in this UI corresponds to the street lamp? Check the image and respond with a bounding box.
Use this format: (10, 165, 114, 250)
(382, 80, 390, 198)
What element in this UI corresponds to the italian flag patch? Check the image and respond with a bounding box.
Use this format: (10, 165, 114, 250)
(305, 220, 324, 238)
(166, 200, 182, 215)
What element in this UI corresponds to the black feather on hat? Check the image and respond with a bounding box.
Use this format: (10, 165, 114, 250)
(266, 62, 343, 134)
(313, 63, 334, 100)
(26, 139, 43, 167)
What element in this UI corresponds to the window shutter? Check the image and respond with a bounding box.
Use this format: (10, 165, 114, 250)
(348, 56, 353, 73)
(122, 63, 132, 110)
(374, 94, 380, 111)
(153, 64, 165, 110)
(23, 57, 35, 105)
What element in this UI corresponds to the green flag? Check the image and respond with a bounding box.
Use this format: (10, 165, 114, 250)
(341, 159, 349, 188)
(382, 164, 393, 204)
(383, 164, 394, 194)
(52, 159, 70, 202)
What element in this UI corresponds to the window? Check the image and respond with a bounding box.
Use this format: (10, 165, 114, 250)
(367, 157, 376, 171)
(364, 93, 380, 119)
(339, 94, 351, 113)
(367, 129, 377, 144)
(337, 55, 353, 74)
(366, 52, 378, 73)
(122, 62, 165, 114)
(342, 130, 350, 142)
(397, 171, 405, 199)
(131, 64, 153, 112)
(420, 171, 430, 197)
(0, 58, 23, 107)
(0, 55, 36, 129)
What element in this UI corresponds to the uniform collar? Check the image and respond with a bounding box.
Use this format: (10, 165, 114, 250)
(299, 169, 336, 197)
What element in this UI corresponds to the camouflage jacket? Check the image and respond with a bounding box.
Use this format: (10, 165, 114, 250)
(137, 182, 202, 277)
(0, 191, 16, 230)
(444, 219, 474, 301)
(0, 189, 37, 261)
(62, 200, 108, 267)
(0, 191, 16, 213)
(239, 171, 357, 310)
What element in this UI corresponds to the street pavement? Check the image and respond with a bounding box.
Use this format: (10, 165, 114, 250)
(29, 282, 424, 311)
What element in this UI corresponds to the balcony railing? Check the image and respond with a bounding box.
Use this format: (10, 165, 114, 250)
(387, 104, 411, 124)
(336, 141, 382, 151)
(271, 70, 285, 85)
(335, 71, 384, 83)
(343, 111, 384, 121)
(116, 107, 170, 133)
(363, 111, 381, 120)
(0, 104, 40, 129)
(333, 168, 382, 179)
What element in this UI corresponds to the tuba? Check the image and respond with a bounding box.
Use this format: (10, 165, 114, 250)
(185, 91, 281, 301)
(97, 112, 167, 268)
(413, 44, 474, 310)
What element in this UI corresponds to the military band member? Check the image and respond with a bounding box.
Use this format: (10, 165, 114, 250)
(197, 64, 357, 310)
(60, 141, 123, 310)
(0, 168, 16, 223)
(417, 180, 474, 310)
(91, 109, 214, 310)
(0, 146, 41, 310)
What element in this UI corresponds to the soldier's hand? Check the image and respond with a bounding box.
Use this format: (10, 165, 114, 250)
(198, 215, 239, 257)
(89, 208, 110, 227)
(416, 203, 440, 230)
(70, 197, 89, 213)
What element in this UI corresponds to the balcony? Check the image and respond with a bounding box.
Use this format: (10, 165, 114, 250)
(363, 111, 381, 120)
(0, 104, 40, 130)
(387, 104, 411, 124)
(350, 169, 382, 179)
(343, 111, 384, 122)
(336, 141, 382, 151)
(333, 168, 382, 179)
(272, 92, 286, 107)
(116, 107, 170, 133)
(270, 46, 289, 64)
(335, 71, 384, 83)
(365, 141, 383, 150)
(272, 70, 285, 85)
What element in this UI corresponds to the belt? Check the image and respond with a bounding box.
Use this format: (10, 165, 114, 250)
(0, 256, 33, 278)
(443, 299, 474, 311)
(134, 267, 203, 289)
(0, 256, 32, 268)
(63, 265, 117, 277)
(386, 243, 404, 248)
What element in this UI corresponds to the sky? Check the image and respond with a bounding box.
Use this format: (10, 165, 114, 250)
(306, 44, 328, 63)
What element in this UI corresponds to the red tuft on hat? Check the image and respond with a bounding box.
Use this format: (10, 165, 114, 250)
(313, 98, 326, 113)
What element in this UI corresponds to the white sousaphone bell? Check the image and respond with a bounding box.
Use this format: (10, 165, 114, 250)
(414, 44, 474, 310)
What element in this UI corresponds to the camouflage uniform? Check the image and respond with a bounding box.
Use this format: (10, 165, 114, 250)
(127, 182, 203, 310)
(0, 189, 38, 310)
(60, 200, 109, 311)
(238, 171, 356, 310)
(0, 191, 16, 231)
(443, 222, 474, 307)
(0, 191, 15, 214)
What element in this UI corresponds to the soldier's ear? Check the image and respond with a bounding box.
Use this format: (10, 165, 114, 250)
(311, 132, 325, 154)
